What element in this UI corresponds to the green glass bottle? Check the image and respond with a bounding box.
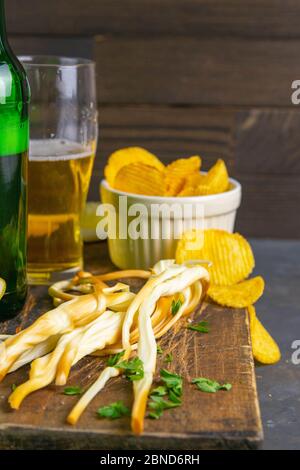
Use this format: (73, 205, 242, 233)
(0, 0, 29, 318)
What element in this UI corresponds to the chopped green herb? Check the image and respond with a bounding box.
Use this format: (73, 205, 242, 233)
(107, 350, 125, 366)
(147, 369, 183, 420)
(160, 368, 183, 397)
(148, 395, 180, 419)
(97, 401, 130, 420)
(148, 411, 162, 420)
(168, 389, 182, 404)
(188, 321, 209, 333)
(171, 299, 182, 316)
(11, 383, 16, 392)
(63, 386, 83, 396)
(116, 357, 144, 381)
(150, 386, 167, 397)
(164, 353, 173, 363)
(192, 377, 232, 393)
(157, 345, 163, 355)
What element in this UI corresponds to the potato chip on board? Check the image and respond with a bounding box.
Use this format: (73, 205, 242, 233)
(248, 305, 281, 364)
(208, 276, 265, 308)
(113, 162, 166, 196)
(176, 229, 255, 286)
(105, 147, 165, 187)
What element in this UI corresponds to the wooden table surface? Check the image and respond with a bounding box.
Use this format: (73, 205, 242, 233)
(0, 242, 263, 450)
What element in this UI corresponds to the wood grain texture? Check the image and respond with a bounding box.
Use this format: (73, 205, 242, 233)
(9, 35, 94, 59)
(95, 36, 299, 106)
(235, 174, 300, 238)
(0, 243, 263, 450)
(6, 0, 300, 38)
(236, 109, 300, 175)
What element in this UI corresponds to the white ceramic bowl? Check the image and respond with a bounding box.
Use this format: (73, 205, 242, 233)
(100, 176, 242, 269)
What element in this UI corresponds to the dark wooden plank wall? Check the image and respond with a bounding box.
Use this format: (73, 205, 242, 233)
(6, 0, 300, 238)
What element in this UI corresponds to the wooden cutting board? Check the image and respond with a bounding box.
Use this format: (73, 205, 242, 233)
(0, 243, 263, 450)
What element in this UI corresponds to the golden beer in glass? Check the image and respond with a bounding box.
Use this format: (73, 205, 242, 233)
(21, 57, 98, 284)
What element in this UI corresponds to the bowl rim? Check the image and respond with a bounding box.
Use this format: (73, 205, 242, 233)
(101, 174, 241, 203)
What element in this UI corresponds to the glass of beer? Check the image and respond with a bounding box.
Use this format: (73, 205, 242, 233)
(20, 56, 97, 284)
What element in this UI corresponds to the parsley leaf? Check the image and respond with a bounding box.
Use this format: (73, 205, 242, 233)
(157, 345, 163, 355)
(188, 321, 209, 333)
(147, 369, 183, 419)
(148, 411, 162, 420)
(160, 368, 183, 397)
(116, 357, 144, 381)
(168, 389, 182, 404)
(148, 396, 180, 419)
(97, 401, 130, 420)
(192, 377, 232, 393)
(107, 350, 125, 366)
(150, 386, 167, 397)
(63, 386, 83, 396)
(164, 353, 173, 363)
(171, 299, 182, 316)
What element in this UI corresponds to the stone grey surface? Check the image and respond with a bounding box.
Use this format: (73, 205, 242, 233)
(251, 239, 300, 450)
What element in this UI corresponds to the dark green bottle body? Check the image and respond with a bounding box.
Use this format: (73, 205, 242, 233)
(0, 0, 30, 318)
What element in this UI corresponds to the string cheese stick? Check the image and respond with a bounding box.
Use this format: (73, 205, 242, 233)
(95, 270, 151, 281)
(122, 265, 187, 357)
(67, 366, 120, 425)
(9, 310, 124, 408)
(9, 335, 60, 373)
(55, 310, 124, 385)
(131, 298, 157, 434)
(9, 329, 81, 409)
(131, 285, 193, 434)
(0, 293, 107, 382)
(90, 287, 200, 357)
(0, 334, 11, 341)
(0, 284, 133, 382)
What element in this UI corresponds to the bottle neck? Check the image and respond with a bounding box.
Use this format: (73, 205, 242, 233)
(0, 0, 7, 50)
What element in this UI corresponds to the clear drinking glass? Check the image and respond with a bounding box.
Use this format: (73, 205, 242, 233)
(20, 56, 98, 285)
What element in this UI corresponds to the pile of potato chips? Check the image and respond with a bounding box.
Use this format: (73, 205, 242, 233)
(176, 229, 281, 365)
(104, 147, 230, 197)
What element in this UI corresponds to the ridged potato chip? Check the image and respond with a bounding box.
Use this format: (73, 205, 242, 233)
(185, 173, 204, 187)
(194, 159, 229, 196)
(176, 229, 255, 286)
(177, 173, 205, 196)
(208, 276, 265, 308)
(248, 305, 281, 364)
(165, 156, 201, 196)
(177, 160, 229, 196)
(113, 162, 166, 196)
(206, 159, 229, 193)
(105, 147, 165, 187)
(166, 156, 201, 176)
(177, 186, 199, 197)
(164, 175, 186, 197)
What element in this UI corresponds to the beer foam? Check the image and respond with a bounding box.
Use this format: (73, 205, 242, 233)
(29, 139, 93, 162)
